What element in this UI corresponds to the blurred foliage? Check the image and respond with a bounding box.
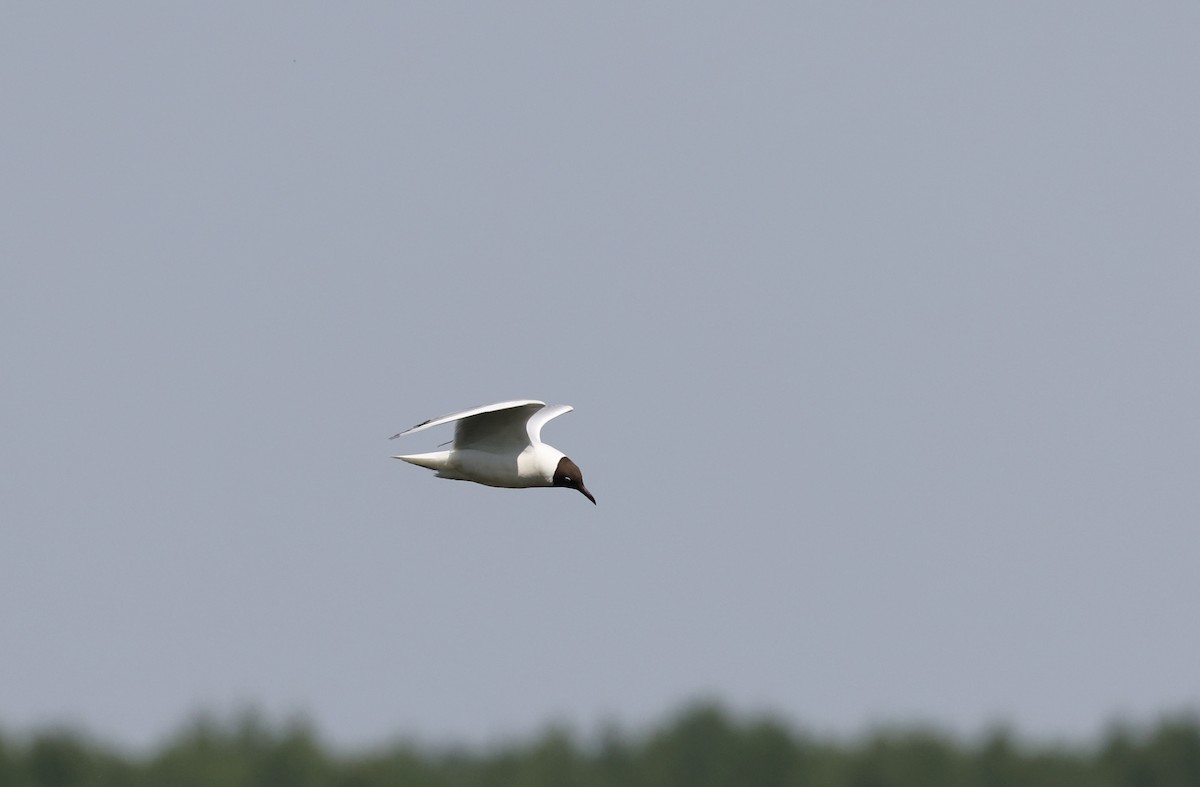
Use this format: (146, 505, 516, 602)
(1, 703, 1198, 787)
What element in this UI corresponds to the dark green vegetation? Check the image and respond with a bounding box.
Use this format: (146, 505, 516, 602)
(2, 703, 1198, 787)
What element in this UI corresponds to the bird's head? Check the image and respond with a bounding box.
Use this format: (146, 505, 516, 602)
(553, 456, 596, 505)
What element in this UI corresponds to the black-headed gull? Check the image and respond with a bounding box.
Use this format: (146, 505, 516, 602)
(389, 399, 596, 504)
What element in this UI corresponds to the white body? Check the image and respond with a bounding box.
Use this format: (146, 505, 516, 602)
(397, 445, 567, 488)
(390, 400, 574, 488)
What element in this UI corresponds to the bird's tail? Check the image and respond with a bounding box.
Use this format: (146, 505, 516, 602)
(391, 451, 453, 472)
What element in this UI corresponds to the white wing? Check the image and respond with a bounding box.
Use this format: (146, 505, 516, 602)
(526, 404, 574, 444)
(389, 399, 547, 451)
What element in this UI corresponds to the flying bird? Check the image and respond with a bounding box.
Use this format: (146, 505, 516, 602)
(389, 400, 596, 504)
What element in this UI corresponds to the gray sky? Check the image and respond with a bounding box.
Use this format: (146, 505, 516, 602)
(3, 4, 1198, 751)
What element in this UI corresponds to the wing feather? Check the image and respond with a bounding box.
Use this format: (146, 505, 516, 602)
(388, 400, 547, 451)
(526, 404, 574, 444)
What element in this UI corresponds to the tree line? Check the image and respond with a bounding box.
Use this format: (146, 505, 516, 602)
(1, 703, 1198, 787)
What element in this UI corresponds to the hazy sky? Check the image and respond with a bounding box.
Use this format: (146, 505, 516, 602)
(3, 4, 1198, 751)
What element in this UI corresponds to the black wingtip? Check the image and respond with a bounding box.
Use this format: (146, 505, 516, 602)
(389, 417, 433, 440)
